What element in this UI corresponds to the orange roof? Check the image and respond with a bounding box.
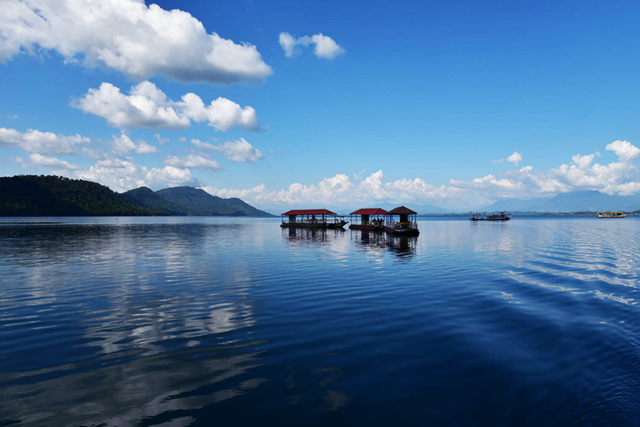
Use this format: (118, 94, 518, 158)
(281, 209, 338, 216)
(387, 206, 417, 215)
(349, 208, 388, 215)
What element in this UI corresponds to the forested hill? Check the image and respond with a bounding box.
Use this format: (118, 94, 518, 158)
(124, 186, 273, 216)
(0, 175, 164, 216)
(120, 187, 187, 215)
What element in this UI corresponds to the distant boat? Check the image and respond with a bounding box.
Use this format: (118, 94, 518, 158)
(597, 211, 627, 218)
(470, 211, 511, 221)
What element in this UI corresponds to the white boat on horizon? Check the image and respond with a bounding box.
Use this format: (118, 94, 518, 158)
(597, 211, 627, 218)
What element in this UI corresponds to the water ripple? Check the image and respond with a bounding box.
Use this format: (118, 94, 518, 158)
(0, 217, 639, 425)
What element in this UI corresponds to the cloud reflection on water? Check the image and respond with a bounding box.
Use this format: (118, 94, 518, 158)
(0, 221, 268, 426)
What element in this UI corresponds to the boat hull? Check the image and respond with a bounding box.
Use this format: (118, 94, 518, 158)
(327, 221, 348, 229)
(281, 223, 327, 228)
(384, 227, 420, 237)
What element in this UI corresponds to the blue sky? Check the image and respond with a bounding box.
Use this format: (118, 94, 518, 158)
(2, 0, 640, 211)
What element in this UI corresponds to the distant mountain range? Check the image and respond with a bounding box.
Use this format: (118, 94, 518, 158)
(0, 175, 273, 217)
(482, 191, 640, 213)
(338, 191, 640, 215)
(122, 186, 272, 216)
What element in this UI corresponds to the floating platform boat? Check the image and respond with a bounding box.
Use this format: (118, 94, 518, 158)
(349, 208, 388, 231)
(281, 209, 348, 229)
(597, 211, 627, 218)
(470, 211, 511, 221)
(384, 206, 420, 237)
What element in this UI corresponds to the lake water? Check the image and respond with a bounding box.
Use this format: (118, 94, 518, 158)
(1, 216, 639, 426)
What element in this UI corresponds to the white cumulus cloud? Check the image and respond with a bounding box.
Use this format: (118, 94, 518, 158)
(201, 183, 266, 200)
(111, 132, 158, 154)
(191, 139, 217, 150)
(206, 140, 640, 210)
(211, 138, 264, 163)
(163, 154, 221, 170)
(279, 32, 344, 59)
(571, 153, 599, 169)
(206, 170, 456, 209)
(452, 140, 640, 199)
(29, 153, 81, 170)
(606, 140, 640, 162)
(278, 33, 298, 57)
(74, 81, 262, 131)
(181, 93, 262, 132)
(0, 0, 272, 84)
(494, 151, 523, 166)
(155, 134, 169, 145)
(0, 127, 89, 154)
(76, 156, 195, 192)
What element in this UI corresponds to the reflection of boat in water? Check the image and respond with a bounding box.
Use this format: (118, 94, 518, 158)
(597, 211, 627, 218)
(387, 236, 417, 257)
(352, 229, 387, 247)
(288, 227, 324, 238)
(351, 229, 416, 257)
(281, 209, 347, 229)
(470, 212, 511, 221)
(349, 208, 387, 231)
(384, 206, 420, 237)
(284, 227, 345, 244)
(283, 227, 346, 250)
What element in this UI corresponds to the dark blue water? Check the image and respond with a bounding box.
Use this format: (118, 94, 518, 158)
(1, 216, 639, 426)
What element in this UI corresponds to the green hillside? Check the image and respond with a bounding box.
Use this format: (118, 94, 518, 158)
(121, 187, 188, 215)
(0, 175, 164, 216)
(153, 186, 272, 216)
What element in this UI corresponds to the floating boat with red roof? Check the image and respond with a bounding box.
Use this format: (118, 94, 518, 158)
(384, 206, 420, 237)
(281, 209, 348, 229)
(349, 208, 388, 231)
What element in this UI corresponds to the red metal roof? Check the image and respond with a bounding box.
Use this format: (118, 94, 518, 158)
(281, 209, 338, 216)
(349, 208, 388, 215)
(387, 206, 418, 215)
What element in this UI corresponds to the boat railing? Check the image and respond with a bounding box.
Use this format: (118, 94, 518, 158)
(282, 216, 345, 224)
(385, 221, 418, 230)
(351, 218, 385, 226)
(282, 218, 326, 224)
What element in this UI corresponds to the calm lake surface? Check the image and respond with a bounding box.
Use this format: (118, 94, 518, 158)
(1, 216, 639, 426)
